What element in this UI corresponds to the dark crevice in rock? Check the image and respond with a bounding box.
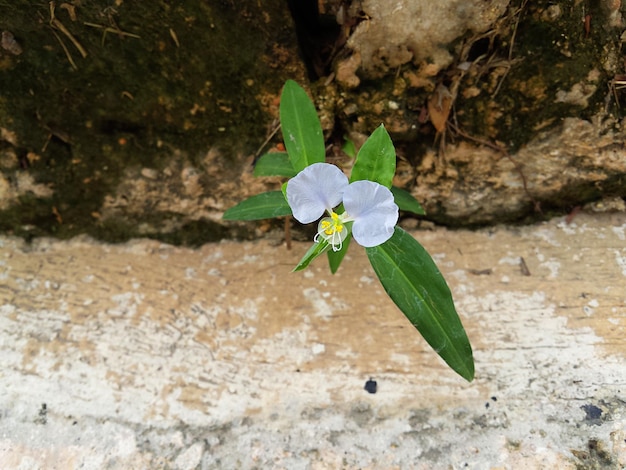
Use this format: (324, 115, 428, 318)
(286, 0, 341, 79)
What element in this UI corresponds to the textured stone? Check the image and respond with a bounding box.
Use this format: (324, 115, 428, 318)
(0, 210, 624, 467)
(0, 0, 624, 242)
(345, 0, 510, 78)
(413, 117, 626, 224)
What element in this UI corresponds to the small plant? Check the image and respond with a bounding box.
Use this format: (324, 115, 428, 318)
(224, 80, 474, 381)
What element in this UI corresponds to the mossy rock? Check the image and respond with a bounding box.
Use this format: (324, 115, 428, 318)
(0, 0, 305, 243)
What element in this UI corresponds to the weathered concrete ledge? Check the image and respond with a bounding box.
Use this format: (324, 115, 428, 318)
(0, 211, 625, 468)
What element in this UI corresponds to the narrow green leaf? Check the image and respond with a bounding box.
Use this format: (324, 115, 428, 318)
(327, 232, 351, 274)
(391, 186, 426, 215)
(279, 80, 325, 172)
(294, 239, 330, 272)
(342, 136, 356, 158)
(366, 227, 474, 381)
(223, 191, 292, 221)
(253, 152, 297, 177)
(350, 124, 396, 188)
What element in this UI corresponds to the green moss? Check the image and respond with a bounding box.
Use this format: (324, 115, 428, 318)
(0, 0, 298, 243)
(456, 0, 619, 151)
(2, 1, 270, 153)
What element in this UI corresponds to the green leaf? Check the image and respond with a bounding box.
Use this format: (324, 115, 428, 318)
(294, 239, 330, 272)
(223, 191, 292, 221)
(279, 80, 325, 173)
(366, 227, 474, 381)
(253, 152, 297, 177)
(391, 186, 426, 215)
(327, 232, 351, 274)
(350, 124, 396, 188)
(342, 135, 356, 158)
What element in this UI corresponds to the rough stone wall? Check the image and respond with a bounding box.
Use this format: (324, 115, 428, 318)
(0, 0, 625, 242)
(325, 0, 626, 225)
(335, 0, 510, 84)
(0, 1, 305, 243)
(413, 117, 626, 225)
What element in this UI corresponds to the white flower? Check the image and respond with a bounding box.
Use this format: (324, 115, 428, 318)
(286, 163, 348, 223)
(286, 163, 398, 250)
(342, 180, 398, 247)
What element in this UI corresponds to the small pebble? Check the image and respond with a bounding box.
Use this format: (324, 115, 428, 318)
(2, 31, 23, 55)
(364, 378, 377, 394)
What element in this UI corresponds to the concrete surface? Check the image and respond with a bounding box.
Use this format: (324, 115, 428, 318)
(0, 211, 625, 469)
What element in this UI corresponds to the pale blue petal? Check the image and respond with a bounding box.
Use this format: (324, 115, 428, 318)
(286, 163, 349, 224)
(343, 180, 398, 247)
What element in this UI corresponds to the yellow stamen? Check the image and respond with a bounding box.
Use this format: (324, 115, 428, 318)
(316, 211, 348, 251)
